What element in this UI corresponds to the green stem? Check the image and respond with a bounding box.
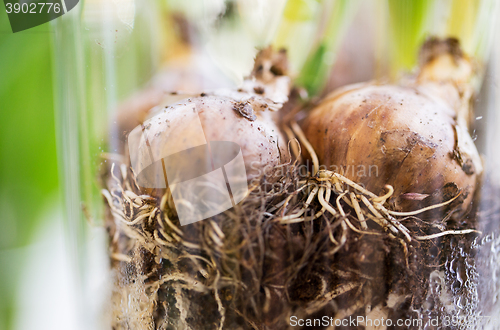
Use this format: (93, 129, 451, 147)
(298, 0, 359, 96)
(385, 0, 498, 83)
(273, 0, 359, 96)
(386, 0, 434, 77)
(446, 0, 498, 64)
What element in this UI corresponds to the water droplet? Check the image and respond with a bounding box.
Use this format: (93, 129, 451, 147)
(449, 259, 457, 274)
(452, 280, 462, 290)
(455, 296, 465, 309)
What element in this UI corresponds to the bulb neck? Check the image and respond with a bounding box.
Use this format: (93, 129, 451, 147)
(239, 47, 292, 107)
(417, 37, 476, 128)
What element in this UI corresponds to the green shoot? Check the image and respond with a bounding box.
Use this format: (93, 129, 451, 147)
(386, 0, 434, 77)
(274, 0, 359, 96)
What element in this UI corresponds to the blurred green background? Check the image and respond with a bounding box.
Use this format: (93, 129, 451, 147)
(0, 1, 497, 330)
(0, 10, 59, 330)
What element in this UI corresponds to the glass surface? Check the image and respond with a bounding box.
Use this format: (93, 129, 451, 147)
(53, 1, 500, 329)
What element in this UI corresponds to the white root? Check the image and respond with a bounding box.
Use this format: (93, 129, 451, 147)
(415, 229, 481, 240)
(276, 122, 477, 244)
(100, 118, 480, 330)
(349, 192, 366, 229)
(387, 192, 462, 216)
(291, 120, 319, 176)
